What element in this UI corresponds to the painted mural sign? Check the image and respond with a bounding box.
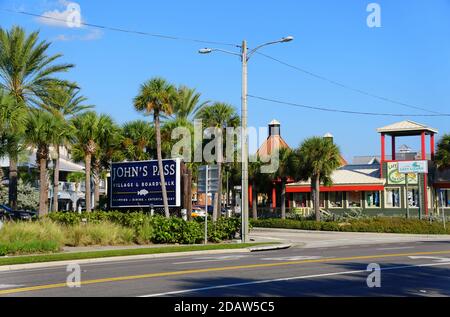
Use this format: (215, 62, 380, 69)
(110, 159, 181, 208)
(387, 162, 418, 185)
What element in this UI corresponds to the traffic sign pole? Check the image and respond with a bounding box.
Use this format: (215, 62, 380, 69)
(204, 166, 208, 245)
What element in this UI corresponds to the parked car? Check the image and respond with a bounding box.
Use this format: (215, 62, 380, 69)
(191, 207, 207, 218)
(0, 205, 38, 221)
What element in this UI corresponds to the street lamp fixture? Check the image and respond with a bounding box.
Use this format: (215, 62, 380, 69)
(198, 36, 294, 243)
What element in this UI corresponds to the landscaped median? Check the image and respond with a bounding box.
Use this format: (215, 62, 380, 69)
(251, 217, 450, 235)
(0, 243, 269, 267)
(0, 211, 246, 258)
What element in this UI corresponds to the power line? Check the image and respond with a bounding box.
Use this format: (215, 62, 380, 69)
(255, 51, 443, 115)
(1, 8, 239, 48)
(248, 94, 450, 117)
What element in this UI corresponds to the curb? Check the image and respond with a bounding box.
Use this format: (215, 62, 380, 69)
(0, 248, 253, 272)
(248, 244, 292, 252)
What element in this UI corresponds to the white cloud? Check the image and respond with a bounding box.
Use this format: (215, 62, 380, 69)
(38, 1, 83, 28)
(40, 1, 103, 41)
(54, 29, 103, 42)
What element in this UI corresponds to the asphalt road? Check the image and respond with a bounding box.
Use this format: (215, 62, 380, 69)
(1, 240, 450, 297)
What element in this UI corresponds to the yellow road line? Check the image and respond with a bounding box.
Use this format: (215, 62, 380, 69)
(1, 249, 450, 296)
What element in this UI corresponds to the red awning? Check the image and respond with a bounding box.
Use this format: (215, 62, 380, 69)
(286, 185, 385, 193)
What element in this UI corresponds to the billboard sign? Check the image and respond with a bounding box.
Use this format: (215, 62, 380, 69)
(398, 160, 428, 174)
(387, 162, 418, 185)
(110, 159, 181, 208)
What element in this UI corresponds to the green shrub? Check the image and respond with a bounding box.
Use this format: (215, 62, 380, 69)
(250, 217, 450, 235)
(64, 222, 135, 247)
(0, 240, 60, 256)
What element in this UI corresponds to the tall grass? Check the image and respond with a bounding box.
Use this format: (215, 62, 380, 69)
(0, 220, 135, 255)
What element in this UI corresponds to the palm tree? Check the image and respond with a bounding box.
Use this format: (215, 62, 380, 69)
(171, 86, 209, 121)
(134, 77, 177, 218)
(272, 148, 297, 220)
(0, 88, 27, 209)
(91, 115, 121, 209)
(121, 120, 155, 161)
(296, 137, 341, 222)
(196, 103, 240, 221)
(39, 85, 89, 212)
(435, 135, 450, 170)
(24, 110, 59, 216)
(0, 26, 74, 209)
(71, 111, 105, 212)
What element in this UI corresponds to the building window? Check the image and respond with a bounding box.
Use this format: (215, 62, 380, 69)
(441, 190, 450, 208)
(366, 191, 381, 208)
(406, 187, 420, 208)
(348, 191, 362, 208)
(293, 193, 310, 208)
(329, 192, 344, 208)
(385, 188, 401, 208)
(320, 192, 326, 208)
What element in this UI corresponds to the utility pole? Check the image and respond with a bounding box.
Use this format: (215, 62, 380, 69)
(241, 40, 249, 243)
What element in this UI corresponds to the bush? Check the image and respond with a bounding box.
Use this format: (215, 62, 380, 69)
(250, 217, 450, 235)
(64, 222, 135, 247)
(0, 240, 60, 256)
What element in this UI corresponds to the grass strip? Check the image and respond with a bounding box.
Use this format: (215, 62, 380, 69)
(0, 243, 272, 267)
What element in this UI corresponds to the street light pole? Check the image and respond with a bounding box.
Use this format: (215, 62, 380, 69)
(241, 40, 249, 243)
(199, 36, 293, 243)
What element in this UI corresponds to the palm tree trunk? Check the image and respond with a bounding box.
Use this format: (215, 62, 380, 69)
(93, 160, 100, 210)
(154, 112, 170, 218)
(38, 151, 48, 216)
(252, 180, 258, 220)
(213, 161, 223, 222)
(85, 153, 92, 212)
(187, 168, 193, 221)
(281, 178, 286, 220)
(52, 147, 60, 212)
(313, 174, 321, 222)
(8, 158, 18, 210)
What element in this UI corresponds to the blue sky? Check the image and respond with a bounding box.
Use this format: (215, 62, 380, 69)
(1, 0, 450, 161)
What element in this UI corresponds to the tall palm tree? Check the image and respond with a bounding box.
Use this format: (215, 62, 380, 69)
(91, 115, 121, 209)
(0, 88, 27, 209)
(170, 86, 209, 121)
(24, 110, 59, 216)
(71, 111, 105, 212)
(296, 137, 341, 222)
(121, 120, 155, 161)
(39, 85, 89, 212)
(134, 77, 177, 218)
(196, 103, 240, 221)
(435, 135, 450, 170)
(0, 26, 74, 209)
(272, 148, 297, 220)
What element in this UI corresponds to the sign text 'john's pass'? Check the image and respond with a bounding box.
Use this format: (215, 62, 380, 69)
(110, 159, 181, 208)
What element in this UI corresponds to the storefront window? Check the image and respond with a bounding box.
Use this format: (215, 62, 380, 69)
(366, 191, 380, 208)
(385, 188, 401, 208)
(406, 188, 420, 208)
(348, 191, 362, 208)
(329, 192, 344, 208)
(442, 190, 450, 208)
(293, 193, 310, 208)
(320, 192, 326, 208)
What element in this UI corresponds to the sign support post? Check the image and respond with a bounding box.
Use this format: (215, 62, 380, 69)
(405, 175, 410, 219)
(440, 190, 446, 230)
(204, 166, 209, 245)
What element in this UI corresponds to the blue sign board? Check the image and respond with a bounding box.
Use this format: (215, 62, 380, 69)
(110, 159, 181, 208)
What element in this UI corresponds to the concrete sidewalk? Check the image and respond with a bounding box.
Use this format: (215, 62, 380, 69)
(250, 227, 450, 248)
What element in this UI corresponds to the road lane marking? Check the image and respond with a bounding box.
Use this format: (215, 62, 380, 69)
(0, 284, 24, 290)
(409, 256, 450, 263)
(140, 262, 450, 297)
(376, 247, 416, 251)
(1, 249, 450, 296)
(261, 256, 324, 261)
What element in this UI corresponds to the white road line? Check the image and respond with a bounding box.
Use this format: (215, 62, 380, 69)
(376, 246, 416, 251)
(0, 284, 24, 290)
(139, 262, 450, 297)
